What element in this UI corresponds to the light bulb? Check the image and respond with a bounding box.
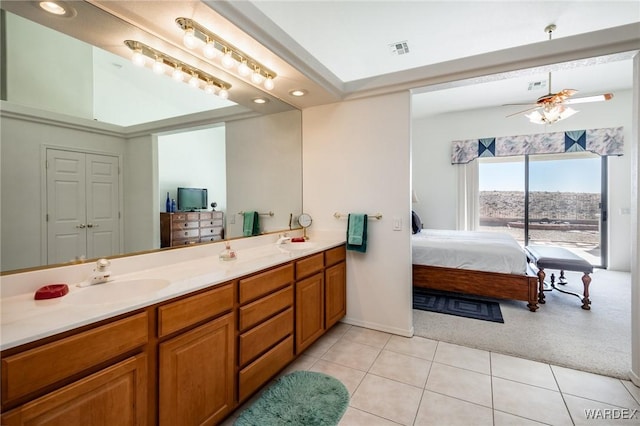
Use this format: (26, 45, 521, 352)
(204, 83, 215, 95)
(172, 67, 184, 81)
(203, 40, 218, 59)
(39, 1, 66, 15)
(264, 76, 275, 90)
(238, 60, 251, 77)
(183, 28, 197, 49)
(152, 58, 164, 74)
(218, 88, 229, 99)
(222, 50, 235, 69)
(251, 70, 264, 85)
(132, 50, 145, 67)
(188, 73, 200, 88)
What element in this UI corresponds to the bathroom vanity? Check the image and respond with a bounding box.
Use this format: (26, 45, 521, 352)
(0, 238, 346, 425)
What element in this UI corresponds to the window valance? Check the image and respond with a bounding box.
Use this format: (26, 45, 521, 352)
(451, 127, 624, 164)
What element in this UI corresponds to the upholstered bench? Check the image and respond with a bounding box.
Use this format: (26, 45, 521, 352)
(525, 245, 593, 310)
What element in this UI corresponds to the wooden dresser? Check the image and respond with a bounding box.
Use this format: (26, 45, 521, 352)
(160, 211, 224, 247)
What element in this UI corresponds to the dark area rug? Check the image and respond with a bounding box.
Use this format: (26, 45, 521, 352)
(413, 287, 504, 323)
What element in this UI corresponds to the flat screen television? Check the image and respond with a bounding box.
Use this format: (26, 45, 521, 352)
(177, 187, 208, 211)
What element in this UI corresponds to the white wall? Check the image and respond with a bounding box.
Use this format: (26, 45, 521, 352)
(226, 110, 302, 238)
(412, 90, 633, 271)
(5, 13, 93, 120)
(0, 113, 126, 271)
(303, 92, 413, 336)
(158, 127, 227, 214)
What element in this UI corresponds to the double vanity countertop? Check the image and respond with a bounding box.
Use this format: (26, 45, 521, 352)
(1, 237, 345, 351)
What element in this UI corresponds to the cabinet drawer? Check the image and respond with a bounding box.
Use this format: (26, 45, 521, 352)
(2, 312, 148, 404)
(171, 221, 199, 231)
(158, 282, 233, 337)
(172, 238, 199, 246)
(199, 212, 213, 220)
(200, 226, 223, 236)
(239, 286, 293, 332)
(239, 308, 293, 366)
(172, 213, 200, 221)
(295, 253, 324, 279)
(238, 335, 294, 402)
(172, 228, 199, 239)
(239, 264, 294, 304)
(1, 354, 147, 426)
(200, 235, 223, 243)
(200, 219, 223, 227)
(325, 245, 346, 267)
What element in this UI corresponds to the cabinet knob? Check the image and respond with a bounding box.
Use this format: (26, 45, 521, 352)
(76, 224, 86, 229)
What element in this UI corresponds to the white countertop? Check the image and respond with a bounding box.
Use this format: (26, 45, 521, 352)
(1, 237, 344, 351)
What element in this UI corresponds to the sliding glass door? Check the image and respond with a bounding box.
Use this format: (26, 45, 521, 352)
(479, 152, 606, 268)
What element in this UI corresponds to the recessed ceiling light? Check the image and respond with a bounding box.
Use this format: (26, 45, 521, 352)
(289, 89, 307, 97)
(252, 97, 269, 104)
(37, 1, 77, 18)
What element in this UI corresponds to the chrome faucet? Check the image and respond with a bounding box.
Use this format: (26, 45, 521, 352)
(78, 258, 112, 287)
(276, 233, 291, 245)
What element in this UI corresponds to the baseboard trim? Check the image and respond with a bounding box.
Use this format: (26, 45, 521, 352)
(341, 316, 414, 338)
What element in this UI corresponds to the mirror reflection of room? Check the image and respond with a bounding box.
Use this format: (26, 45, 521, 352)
(0, 7, 302, 273)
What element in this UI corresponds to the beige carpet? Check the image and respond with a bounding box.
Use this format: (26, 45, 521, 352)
(413, 269, 631, 379)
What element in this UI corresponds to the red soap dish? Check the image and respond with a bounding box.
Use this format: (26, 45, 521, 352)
(291, 237, 306, 243)
(34, 284, 69, 300)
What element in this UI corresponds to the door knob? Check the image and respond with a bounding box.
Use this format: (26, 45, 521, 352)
(76, 224, 86, 229)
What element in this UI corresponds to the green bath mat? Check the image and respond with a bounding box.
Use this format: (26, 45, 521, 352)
(235, 371, 349, 426)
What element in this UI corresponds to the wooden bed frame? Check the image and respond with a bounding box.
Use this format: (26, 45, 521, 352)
(412, 264, 540, 312)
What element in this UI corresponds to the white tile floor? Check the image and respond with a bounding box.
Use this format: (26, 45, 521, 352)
(228, 324, 640, 425)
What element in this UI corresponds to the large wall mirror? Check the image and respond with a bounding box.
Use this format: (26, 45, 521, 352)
(0, 2, 302, 274)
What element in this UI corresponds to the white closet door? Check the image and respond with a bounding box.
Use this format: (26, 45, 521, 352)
(46, 149, 120, 264)
(85, 153, 120, 259)
(46, 149, 87, 264)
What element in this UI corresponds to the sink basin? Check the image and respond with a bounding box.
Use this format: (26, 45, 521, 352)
(65, 279, 170, 305)
(278, 242, 317, 252)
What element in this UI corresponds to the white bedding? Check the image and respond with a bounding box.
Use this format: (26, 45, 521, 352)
(412, 229, 527, 274)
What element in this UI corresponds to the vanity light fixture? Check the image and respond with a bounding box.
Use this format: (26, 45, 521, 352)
(124, 40, 231, 98)
(176, 17, 277, 91)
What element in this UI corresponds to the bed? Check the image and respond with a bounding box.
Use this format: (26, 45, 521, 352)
(412, 229, 539, 311)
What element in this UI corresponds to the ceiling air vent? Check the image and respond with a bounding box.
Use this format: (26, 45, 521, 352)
(528, 80, 547, 91)
(389, 41, 409, 55)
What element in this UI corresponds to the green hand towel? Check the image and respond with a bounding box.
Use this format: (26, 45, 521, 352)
(243, 211, 255, 237)
(346, 214, 367, 253)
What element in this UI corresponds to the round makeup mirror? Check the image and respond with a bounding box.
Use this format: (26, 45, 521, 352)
(298, 213, 312, 239)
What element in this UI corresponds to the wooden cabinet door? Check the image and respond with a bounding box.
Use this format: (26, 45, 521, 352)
(159, 313, 234, 426)
(325, 261, 347, 329)
(1, 354, 147, 426)
(295, 272, 324, 353)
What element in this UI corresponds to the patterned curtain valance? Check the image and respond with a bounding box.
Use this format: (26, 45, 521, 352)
(451, 127, 624, 164)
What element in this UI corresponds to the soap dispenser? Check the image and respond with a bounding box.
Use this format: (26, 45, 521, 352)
(219, 241, 237, 261)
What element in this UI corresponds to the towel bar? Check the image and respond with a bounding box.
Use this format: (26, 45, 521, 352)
(238, 211, 274, 217)
(333, 212, 382, 220)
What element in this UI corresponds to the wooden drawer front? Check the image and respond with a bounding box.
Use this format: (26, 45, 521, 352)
(201, 219, 223, 227)
(325, 245, 346, 267)
(199, 212, 213, 220)
(295, 253, 324, 279)
(171, 221, 199, 231)
(239, 264, 294, 304)
(238, 335, 293, 402)
(158, 282, 233, 337)
(200, 226, 223, 236)
(239, 308, 293, 366)
(239, 286, 293, 332)
(172, 228, 199, 239)
(172, 238, 199, 247)
(2, 313, 148, 404)
(1, 354, 147, 426)
(200, 235, 223, 243)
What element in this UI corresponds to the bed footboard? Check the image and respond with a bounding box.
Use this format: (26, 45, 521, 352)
(412, 264, 539, 312)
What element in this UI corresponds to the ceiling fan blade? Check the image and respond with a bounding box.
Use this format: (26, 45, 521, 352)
(505, 105, 539, 118)
(564, 93, 614, 105)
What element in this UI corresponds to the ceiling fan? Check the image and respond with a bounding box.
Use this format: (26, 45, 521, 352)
(506, 24, 614, 124)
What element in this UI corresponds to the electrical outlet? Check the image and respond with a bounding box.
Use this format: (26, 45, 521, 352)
(393, 216, 402, 231)
(230, 215, 235, 224)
